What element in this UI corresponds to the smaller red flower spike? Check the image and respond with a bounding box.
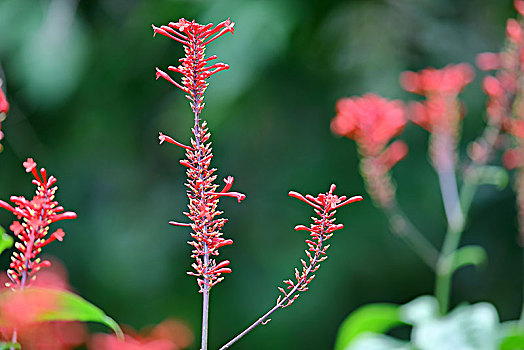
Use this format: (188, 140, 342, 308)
(277, 185, 362, 308)
(0, 158, 76, 289)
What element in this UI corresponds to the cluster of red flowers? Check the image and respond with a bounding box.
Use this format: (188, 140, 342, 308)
(153, 18, 234, 115)
(0, 78, 8, 152)
(278, 185, 362, 307)
(401, 63, 474, 171)
(153, 18, 243, 292)
(331, 94, 407, 206)
(0, 159, 77, 289)
(478, 1, 524, 244)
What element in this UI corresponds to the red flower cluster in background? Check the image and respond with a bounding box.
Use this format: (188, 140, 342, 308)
(332, 94, 407, 206)
(332, 93, 407, 159)
(91, 319, 193, 350)
(400, 63, 474, 134)
(0, 78, 9, 152)
(0, 159, 77, 289)
(401, 64, 474, 172)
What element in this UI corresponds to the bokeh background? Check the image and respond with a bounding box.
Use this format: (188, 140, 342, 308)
(0, 0, 522, 349)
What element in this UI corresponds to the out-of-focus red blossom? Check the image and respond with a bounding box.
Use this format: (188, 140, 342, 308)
(477, 52, 501, 71)
(401, 64, 473, 173)
(90, 319, 193, 350)
(0, 262, 88, 349)
(400, 63, 474, 96)
(15, 322, 87, 350)
(0, 79, 8, 152)
(332, 94, 407, 206)
(401, 64, 473, 134)
(332, 93, 407, 158)
(0, 159, 77, 289)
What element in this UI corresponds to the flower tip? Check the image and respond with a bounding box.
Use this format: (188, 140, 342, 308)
(351, 195, 363, 202)
(23, 158, 37, 173)
(158, 132, 165, 144)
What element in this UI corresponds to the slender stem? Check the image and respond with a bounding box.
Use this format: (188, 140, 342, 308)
(201, 249, 210, 350)
(434, 147, 466, 314)
(219, 210, 327, 350)
(383, 201, 439, 269)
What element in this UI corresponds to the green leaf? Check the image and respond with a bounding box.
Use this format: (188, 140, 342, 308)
(345, 333, 413, 350)
(411, 302, 499, 350)
(0, 227, 13, 256)
(452, 245, 487, 272)
(499, 321, 524, 350)
(334, 303, 405, 350)
(0, 288, 123, 339)
(400, 295, 439, 326)
(0, 342, 20, 349)
(468, 165, 508, 190)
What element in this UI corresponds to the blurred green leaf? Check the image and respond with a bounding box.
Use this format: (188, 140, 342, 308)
(0, 227, 13, 256)
(0, 288, 123, 339)
(468, 165, 509, 190)
(411, 302, 499, 350)
(452, 245, 487, 272)
(334, 303, 405, 350)
(344, 333, 413, 350)
(400, 296, 439, 326)
(499, 321, 524, 350)
(0, 342, 20, 349)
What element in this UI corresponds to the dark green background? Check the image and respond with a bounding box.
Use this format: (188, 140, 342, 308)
(0, 0, 521, 349)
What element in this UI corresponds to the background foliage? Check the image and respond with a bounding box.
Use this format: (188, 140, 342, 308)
(0, 0, 521, 349)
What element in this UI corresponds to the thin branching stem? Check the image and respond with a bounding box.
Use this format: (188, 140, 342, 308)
(383, 200, 439, 269)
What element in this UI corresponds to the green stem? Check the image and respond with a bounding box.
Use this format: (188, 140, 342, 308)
(435, 169, 477, 315)
(383, 201, 439, 269)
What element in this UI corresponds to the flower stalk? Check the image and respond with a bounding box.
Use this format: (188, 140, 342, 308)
(153, 17, 241, 350)
(219, 185, 362, 350)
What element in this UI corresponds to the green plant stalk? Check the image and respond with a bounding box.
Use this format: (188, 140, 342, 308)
(384, 201, 439, 269)
(435, 170, 477, 315)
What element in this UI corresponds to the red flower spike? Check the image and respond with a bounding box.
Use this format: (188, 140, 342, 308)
(153, 18, 243, 292)
(0, 159, 76, 289)
(278, 185, 362, 307)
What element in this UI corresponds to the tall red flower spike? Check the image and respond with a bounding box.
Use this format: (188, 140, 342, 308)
(153, 18, 243, 292)
(331, 94, 408, 206)
(0, 78, 9, 152)
(279, 185, 362, 307)
(0, 158, 77, 289)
